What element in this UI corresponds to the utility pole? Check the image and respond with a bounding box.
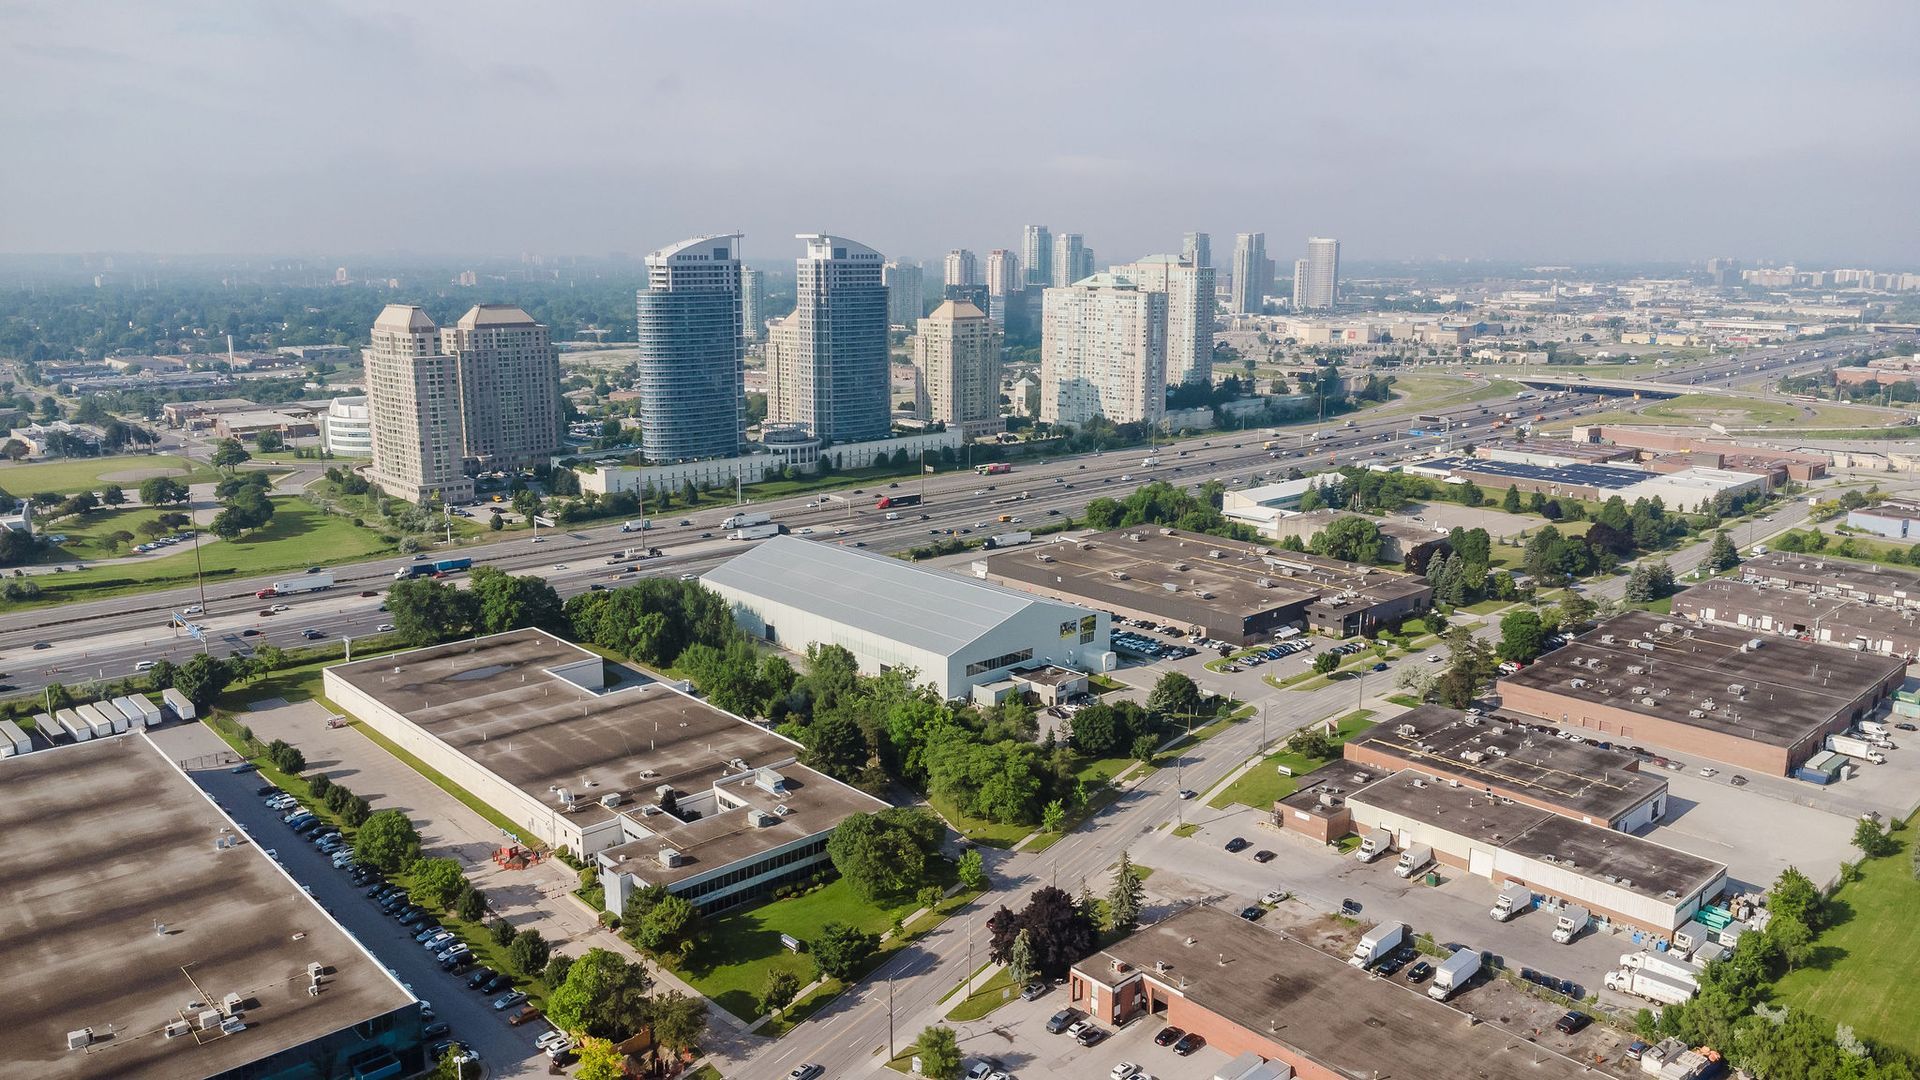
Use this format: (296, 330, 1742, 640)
(887, 974, 896, 1061)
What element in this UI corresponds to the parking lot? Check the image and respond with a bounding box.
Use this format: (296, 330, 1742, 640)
(945, 984, 1233, 1080)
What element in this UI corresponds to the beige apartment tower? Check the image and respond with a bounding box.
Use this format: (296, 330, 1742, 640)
(912, 300, 1003, 438)
(1113, 255, 1215, 387)
(1039, 274, 1167, 427)
(440, 304, 563, 471)
(364, 305, 474, 504)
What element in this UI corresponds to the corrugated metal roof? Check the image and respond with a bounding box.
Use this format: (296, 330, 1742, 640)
(703, 535, 1083, 656)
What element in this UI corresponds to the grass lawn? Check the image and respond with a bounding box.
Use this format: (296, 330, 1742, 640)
(1385, 693, 1424, 708)
(2, 500, 396, 610)
(929, 792, 1033, 849)
(1207, 710, 1375, 810)
(944, 966, 1017, 1022)
(670, 875, 936, 1022)
(1772, 826, 1920, 1057)
(0, 453, 220, 495)
(1171, 823, 1200, 838)
(42, 505, 187, 559)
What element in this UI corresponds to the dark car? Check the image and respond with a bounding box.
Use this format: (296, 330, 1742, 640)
(1341, 898, 1362, 916)
(1154, 1026, 1184, 1047)
(1406, 961, 1433, 983)
(478, 973, 510, 995)
(1375, 953, 1409, 977)
(413, 924, 444, 942)
(1898, 722, 1918, 732)
(1238, 906, 1263, 921)
(1555, 1011, 1591, 1035)
(1074, 1027, 1105, 1047)
(465, 968, 496, 990)
(1252, 849, 1275, 863)
(1044, 1008, 1079, 1034)
(1172, 1033, 1204, 1056)
(1370, 662, 1389, 672)
(1224, 837, 1249, 853)
(359, 590, 379, 598)
(422, 1020, 450, 1039)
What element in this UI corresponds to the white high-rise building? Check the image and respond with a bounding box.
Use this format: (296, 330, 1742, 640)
(1039, 274, 1167, 427)
(1182, 232, 1212, 269)
(1113, 255, 1215, 387)
(1230, 232, 1267, 314)
(636, 234, 746, 463)
(985, 249, 1020, 296)
(363, 305, 474, 505)
(775, 234, 891, 443)
(884, 260, 924, 328)
(944, 249, 978, 287)
(1295, 236, 1341, 310)
(1022, 225, 1052, 286)
(741, 266, 766, 343)
(1051, 233, 1086, 287)
(912, 300, 1003, 438)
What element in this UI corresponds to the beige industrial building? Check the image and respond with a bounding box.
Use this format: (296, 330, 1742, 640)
(323, 629, 886, 915)
(911, 300, 1003, 438)
(1039, 273, 1167, 426)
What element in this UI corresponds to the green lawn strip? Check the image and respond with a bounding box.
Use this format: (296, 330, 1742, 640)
(40, 505, 189, 559)
(0, 454, 221, 495)
(1206, 710, 1375, 811)
(1182, 703, 1256, 743)
(1171, 823, 1200, 838)
(1131, 865, 1155, 881)
(1772, 824, 1920, 1057)
(686, 1067, 725, 1080)
(1278, 649, 1392, 692)
(928, 792, 1033, 849)
(2, 501, 397, 611)
(944, 967, 1017, 1022)
(1385, 693, 1424, 708)
(666, 873, 950, 1023)
(1086, 673, 1126, 694)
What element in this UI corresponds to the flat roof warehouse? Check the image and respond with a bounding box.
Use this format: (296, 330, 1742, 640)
(0, 736, 420, 1080)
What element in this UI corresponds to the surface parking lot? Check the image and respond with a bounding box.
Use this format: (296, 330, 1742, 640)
(947, 985, 1232, 1080)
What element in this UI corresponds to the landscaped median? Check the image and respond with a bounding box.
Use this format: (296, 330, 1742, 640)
(1204, 709, 1375, 811)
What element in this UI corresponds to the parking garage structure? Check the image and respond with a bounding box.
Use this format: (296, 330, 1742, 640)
(323, 629, 887, 915)
(970, 527, 1432, 644)
(1068, 904, 1596, 1080)
(1341, 705, 1671, 831)
(0, 735, 424, 1080)
(1345, 770, 1728, 936)
(1497, 611, 1905, 775)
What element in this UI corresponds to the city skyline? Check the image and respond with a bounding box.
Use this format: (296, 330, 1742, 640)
(4, 3, 1915, 264)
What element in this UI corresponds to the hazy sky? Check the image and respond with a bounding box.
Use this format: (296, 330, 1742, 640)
(4, 1, 1917, 266)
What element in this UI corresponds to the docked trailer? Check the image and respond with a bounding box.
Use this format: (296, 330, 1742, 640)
(160, 687, 197, 722)
(0, 719, 31, 757)
(118, 694, 163, 729)
(93, 700, 132, 734)
(57, 708, 92, 742)
(76, 703, 117, 737)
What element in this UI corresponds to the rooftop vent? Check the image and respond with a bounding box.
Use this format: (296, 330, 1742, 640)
(600, 792, 623, 809)
(658, 848, 683, 868)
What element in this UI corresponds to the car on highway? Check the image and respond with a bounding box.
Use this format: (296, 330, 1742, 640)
(270, 604, 290, 613)
(786, 1066, 824, 1080)
(359, 590, 379, 598)
(303, 628, 325, 639)
(1176, 788, 1196, 800)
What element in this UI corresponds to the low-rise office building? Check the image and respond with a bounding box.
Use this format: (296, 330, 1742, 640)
(971, 528, 1432, 644)
(1343, 705, 1669, 831)
(323, 629, 887, 915)
(1842, 500, 1920, 541)
(1673, 578, 1920, 658)
(1498, 611, 1905, 775)
(702, 535, 1111, 700)
(1258, 510, 1453, 572)
(1346, 769, 1727, 935)
(0, 735, 424, 1080)
(1739, 550, 1920, 608)
(1069, 905, 1596, 1080)
(322, 396, 372, 456)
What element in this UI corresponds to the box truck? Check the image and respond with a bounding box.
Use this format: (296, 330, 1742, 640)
(1490, 883, 1533, 922)
(1355, 828, 1392, 863)
(1605, 966, 1696, 1006)
(1393, 843, 1432, 878)
(1551, 904, 1590, 944)
(1620, 951, 1702, 988)
(1348, 921, 1409, 968)
(1826, 733, 1886, 764)
(619, 519, 652, 532)
(729, 523, 782, 541)
(722, 510, 771, 530)
(160, 687, 197, 722)
(1428, 948, 1482, 1001)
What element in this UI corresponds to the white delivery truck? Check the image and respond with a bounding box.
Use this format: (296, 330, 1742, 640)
(1859, 719, 1890, 737)
(57, 708, 93, 742)
(1620, 951, 1703, 988)
(1490, 883, 1533, 922)
(0, 719, 31, 757)
(1348, 921, 1409, 969)
(1604, 966, 1696, 1006)
(1428, 948, 1482, 1001)
(1141, 455, 1161, 467)
(1827, 733, 1887, 764)
(729, 523, 781, 541)
(1551, 904, 1590, 944)
(1393, 843, 1433, 878)
(1355, 828, 1393, 863)
(722, 510, 771, 530)
(160, 687, 197, 722)
(619, 519, 652, 532)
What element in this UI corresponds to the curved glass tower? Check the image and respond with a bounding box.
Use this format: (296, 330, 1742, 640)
(635, 234, 747, 462)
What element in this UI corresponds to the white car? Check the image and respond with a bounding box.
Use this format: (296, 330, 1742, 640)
(1260, 889, 1286, 905)
(552, 564, 568, 570)
(375, 623, 395, 633)
(1111, 1065, 1140, 1080)
(1425, 653, 1442, 663)
(535, 1030, 570, 1052)
(134, 660, 157, 671)
(183, 604, 204, 615)
(269, 604, 290, 613)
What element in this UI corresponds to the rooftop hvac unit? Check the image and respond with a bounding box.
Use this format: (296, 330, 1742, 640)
(1689, 710, 1705, 718)
(1161, 582, 1179, 592)
(658, 848, 683, 868)
(66, 1029, 93, 1050)
(221, 992, 243, 1018)
(1659, 622, 1679, 633)
(1630, 686, 1648, 696)
(1394, 724, 1419, 737)
(1110, 571, 1130, 581)
(1195, 590, 1215, 600)
(1634, 640, 1656, 651)
(1208, 549, 1225, 559)
(654, 784, 674, 798)
(220, 1017, 245, 1035)
(1256, 577, 1276, 588)
(1173, 562, 1191, 571)
(307, 962, 323, 981)
(756, 769, 789, 795)
(600, 792, 623, 809)
(197, 1009, 223, 1031)
(1639, 697, 1657, 707)
(773, 803, 791, 816)
(749, 810, 776, 828)
(1600, 635, 1616, 644)
(164, 1021, 191, 1040)
(1701, 699, 1717, 710)
(1038, 554, 1055, 563)
(1728, 683, 1746, 694)
(1626, 664, 1645, 675)
(727, 758, 748, 772)
(1569, 678, 1588, 689)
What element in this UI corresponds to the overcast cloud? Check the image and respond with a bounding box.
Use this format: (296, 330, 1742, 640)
(3, 1, 1916, 265)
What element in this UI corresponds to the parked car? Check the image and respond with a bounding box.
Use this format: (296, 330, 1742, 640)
(1171, 1033, 1203, 1056)
(1224, 837, 1249, 853)
(1154, 1026, 1184, 1047)
(1238, 906, 1264, 921)
(1406, 961, 1433, 983)
(492, 991, 528, 1011)
(1020, 981, 1047, 1001)
(1046, 1009, 1080, 1034)
(1252, 849, 1275, 863)
(1074, 1026, 1105, 1047)
(507, 1004, 542, 1025)
(1555, 1011, 1591, 1035)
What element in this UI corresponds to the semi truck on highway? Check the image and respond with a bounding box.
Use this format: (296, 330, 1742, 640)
(259, 571, 334, 597)
(608, 547, 664, 563)
(875, 493, 921, 509)
(1428, 948, 1481, 1001)
(1349, 921, 1408, 968)
(722, 510, 772, 530)
(976, 462, 1012, 475)
(620, 519, 653, 532)
(729, 523, 784, 540)
(394, 558, 473, 580)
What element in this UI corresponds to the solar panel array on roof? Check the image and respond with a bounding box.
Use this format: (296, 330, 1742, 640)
(702, 535, 1088, 655)
(1423, 456, 1650, 489)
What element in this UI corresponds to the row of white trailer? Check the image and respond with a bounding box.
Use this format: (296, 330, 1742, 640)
(1, 689, 197, 757)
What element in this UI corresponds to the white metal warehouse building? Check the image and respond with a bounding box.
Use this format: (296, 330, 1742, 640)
(703, 535, 1115, 700)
